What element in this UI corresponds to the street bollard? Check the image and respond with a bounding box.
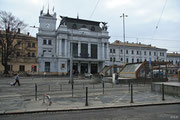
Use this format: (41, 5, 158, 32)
(85, 87, 88, 106)
(130, 84, 133, 103)
(72, 83, 74, 97)
(35, 83, 37, 101)
(128, 82, 130, 92)
(162, 83, 165, 101)
(102, 82, 105, 94)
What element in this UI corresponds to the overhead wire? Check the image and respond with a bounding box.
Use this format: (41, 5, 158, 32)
(89, 0, 101, 19)
(151, 0, 168, 42)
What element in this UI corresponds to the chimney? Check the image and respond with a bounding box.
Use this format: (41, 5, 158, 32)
(27, 32, 30, 36)
(18, 28, 20, 33)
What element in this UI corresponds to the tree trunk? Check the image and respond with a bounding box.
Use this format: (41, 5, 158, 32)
(3, 62, 9, 75)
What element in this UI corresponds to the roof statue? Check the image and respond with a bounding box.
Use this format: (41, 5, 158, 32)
(101, 22, 108, 31)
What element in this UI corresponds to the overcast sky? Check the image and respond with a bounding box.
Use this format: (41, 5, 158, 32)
(0, 0, 180, 52)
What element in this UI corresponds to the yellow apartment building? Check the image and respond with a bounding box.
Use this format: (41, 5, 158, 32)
(0, 30, 38, 75)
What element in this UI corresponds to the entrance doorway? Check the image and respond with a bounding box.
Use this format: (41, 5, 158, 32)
(73, 63, 78, 74)
(91, 64, 98, 74)
(81, 63, 88, 74)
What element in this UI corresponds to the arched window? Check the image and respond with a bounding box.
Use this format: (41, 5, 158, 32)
(91, 26, 95, 31)
(82, 25, 86, 28)
(72, 24, 77, 29)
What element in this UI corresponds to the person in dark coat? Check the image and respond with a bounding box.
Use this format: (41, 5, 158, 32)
(13, 74, 20, 86)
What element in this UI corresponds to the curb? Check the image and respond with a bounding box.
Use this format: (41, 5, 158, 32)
(1, 102, 180, 115)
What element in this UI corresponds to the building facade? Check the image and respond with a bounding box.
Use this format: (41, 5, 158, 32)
(37, 10, 110, 75)
(167, 53, 180, 66)
(0, 30, 38, 74)
(109, 40, 167, 66)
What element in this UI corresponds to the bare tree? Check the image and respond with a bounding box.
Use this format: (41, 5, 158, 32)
(0, 10, 27, 75)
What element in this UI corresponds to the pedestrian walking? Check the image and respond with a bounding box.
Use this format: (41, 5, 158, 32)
(13, 74, 20, 86)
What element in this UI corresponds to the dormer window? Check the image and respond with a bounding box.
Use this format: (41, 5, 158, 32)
(91, 26, 95, 31)
(72, 24, 77, 29)
(82, 25, 86, 28)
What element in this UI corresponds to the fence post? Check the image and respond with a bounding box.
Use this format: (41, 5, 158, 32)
(35, 83, 37, 101)
(130, 84, 133, 103)
(128, 82, 130, 92)
(72, 83, 74, 97)
(162, 83, 165, 101)
(85, 87, 88, 106)
(102, 81, 104, 94)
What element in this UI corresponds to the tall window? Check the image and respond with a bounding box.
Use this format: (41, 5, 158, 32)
(137, 51, 139, 55)
(131, 50, 134, 54)
(28, 42, 31, 47)
(32, 43, 35, 48)
(113, 49, 116, 53)
(132, 58, 134, 63)
(144, 51, 146, 55)
(121, 58, 123, 61)
(43, 39, 47, 44)
(126, 50, 128, 54)
(19, 65, 25, 71)
(48, 40, 52, 45)
(91, 44, 97, 59)
(126, 58, 128, 63)
(27, 52, 31, 57)
(45, 62, 50, 72)
(149, 52, 151, 56)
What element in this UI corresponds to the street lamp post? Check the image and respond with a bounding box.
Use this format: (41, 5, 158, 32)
(120, 13, 128, 64)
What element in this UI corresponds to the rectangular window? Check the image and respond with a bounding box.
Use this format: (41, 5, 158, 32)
(132, 50, 134, 54)
(28, 42, 31, 47)
(144, 51, 146, 55)
(154, 52, 156, 56)
(110, 57, 112, 61)
(149, 52, 151, 56)
(81, 43, 88, 58)
(91, 44, 97, 59)
(113, 57, 116, 62)
(48, 40, 52, 45)
(32, 52, 35, 57)
(17, 41, 21, 46)
(61, 64, 65, 69)
(32, 43, 35, 48)
(7, 65, 13, 71)
(137, 51, 139, 55)
(110, 49, 112, 53)
(45, 62, 50, 72)
(19, 65, 25, 71)
(27, 52, 31, 57)
(43, 39, 47, 45)
(126, 50, 128, 54)
(73, 43, 78, 57)
(113, 49, 115, 53)
(120, 50, 123, 54)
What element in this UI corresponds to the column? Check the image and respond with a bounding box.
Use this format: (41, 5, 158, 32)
(106, 43, 109, 60)
(98, 43, 100, 60)
(88, 62, 91, 73)
(78, 42, 81, 57)
(88, 43, 91, 58)
(59, 39, 62, 56)
(102, 43, 104, 59)
(64, 40, 67, 57)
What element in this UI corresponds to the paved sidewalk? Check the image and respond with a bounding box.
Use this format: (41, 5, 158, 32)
(0, 76, 180, 115)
